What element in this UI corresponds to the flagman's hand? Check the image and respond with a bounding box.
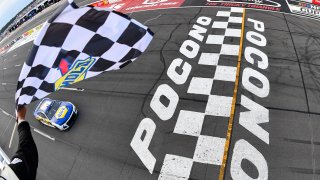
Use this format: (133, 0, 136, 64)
(16, 106, 27, 124)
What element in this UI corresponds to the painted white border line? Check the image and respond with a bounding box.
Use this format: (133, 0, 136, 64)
(0, 106, 16, 148)
(60, 87, 85, 91)
(0, 108, 14, 119)
(34, 128, 55, 141)
(8, 124, 17, 148)
(2, 110, 10, 116)
(0, 106, 56, 148)
(1, 82, 16, 86)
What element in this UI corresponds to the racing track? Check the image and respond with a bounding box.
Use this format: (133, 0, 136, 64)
(1, 1, 320, 180)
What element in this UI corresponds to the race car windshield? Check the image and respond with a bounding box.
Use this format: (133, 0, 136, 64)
(46, 101, 62, 119)
(39, 100, 52, 112)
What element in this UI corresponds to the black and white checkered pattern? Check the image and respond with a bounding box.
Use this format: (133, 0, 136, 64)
(158, 7, 244, 179)
(15, 0, 153, 106)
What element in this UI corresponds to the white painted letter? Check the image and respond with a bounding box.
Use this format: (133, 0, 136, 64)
(130, 118, 156, 174)
(244, 47, 268, 70)
(240, 95, 269, 144)
(248, 18, 265, 32)
(242, 67, 270, 98)
(246, 31, 267, 47)
(167, 58, 192, 85)
(189, 24, 208, 42)
(197, 16, 212, 26)
(180, 40, 200, 59)
(230, 139, 268, 180)
(150, 84, 179, 121)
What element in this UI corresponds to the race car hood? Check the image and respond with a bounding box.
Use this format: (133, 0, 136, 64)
(51, 102, 73, 126)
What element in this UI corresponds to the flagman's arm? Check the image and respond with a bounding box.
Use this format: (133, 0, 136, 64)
(8, 106, 39, 180)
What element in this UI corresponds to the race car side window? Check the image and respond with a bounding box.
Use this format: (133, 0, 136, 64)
(38, 112, 46, 119)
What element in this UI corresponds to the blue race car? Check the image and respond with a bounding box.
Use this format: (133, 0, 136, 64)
(33, 98, 78, 131)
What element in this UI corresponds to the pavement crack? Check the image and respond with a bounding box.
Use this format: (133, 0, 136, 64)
(139, 23, 180, 117)
(284, 14, 315, 180)
(144, 14, 162, 25)
(66, 147, 82, 180)
(139, 7, 202, 118)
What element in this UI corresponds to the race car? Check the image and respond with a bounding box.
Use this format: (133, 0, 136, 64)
(33, 98, 78, 131)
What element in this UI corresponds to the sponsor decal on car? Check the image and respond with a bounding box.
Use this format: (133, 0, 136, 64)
(55, 106, 68, 119)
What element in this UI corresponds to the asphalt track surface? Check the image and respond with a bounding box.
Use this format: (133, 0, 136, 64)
(1, 1, 320, 180)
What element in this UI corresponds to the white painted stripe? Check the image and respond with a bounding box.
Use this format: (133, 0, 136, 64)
(34, 129, 55, 141)
(225, 28, 241, 37)
(158, 154, 193, 180)
(15, 64, 21, 67)
(0, 107, 57, 145)
(217, 11, 231, 17)
(9, 124, 17, 149)
(229, 16, 243, 23)
(3, 68, 6, 70)
(193, 135, 226, 165)
(206, 34, 225, 44)
(187, 77, 214, 95)
(220, 44, 240, 56)
(0, 108, 14, 118)
(0, 116, 13, 145)
(205, 95, 233, 117)
(2, 110, 10, 116)
(198, 53, 220, 66)
(60, 87, 85, 91)
(231, 7, 243, 13)
(212, 21, 228, 29)
(1, 82, 15, 86)
(214, 65, 237, 82)
(2, 100, 19, 149)
(174, 110, 205, 137)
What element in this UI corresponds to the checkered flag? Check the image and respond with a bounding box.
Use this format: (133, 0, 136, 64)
(15, 0, 154, 106)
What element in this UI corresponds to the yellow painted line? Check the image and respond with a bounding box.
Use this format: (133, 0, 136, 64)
(219, 8, 246, 180)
